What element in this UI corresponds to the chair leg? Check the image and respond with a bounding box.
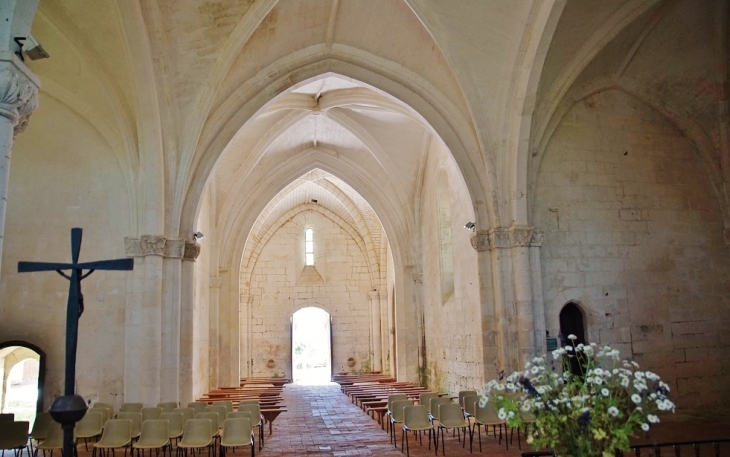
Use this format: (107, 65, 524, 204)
(405, 428, 410, 457)
(401, 427, 405, 453)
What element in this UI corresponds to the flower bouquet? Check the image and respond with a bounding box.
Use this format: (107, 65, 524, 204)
(479, 335, 675, 457)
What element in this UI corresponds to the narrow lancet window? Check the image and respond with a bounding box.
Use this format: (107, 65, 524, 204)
(305, 228, 314, 265)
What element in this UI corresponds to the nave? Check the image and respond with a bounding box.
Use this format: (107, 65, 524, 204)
(249, 383, 524, 457)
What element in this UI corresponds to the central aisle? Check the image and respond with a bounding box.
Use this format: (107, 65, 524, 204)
(262, 383, 522, 456)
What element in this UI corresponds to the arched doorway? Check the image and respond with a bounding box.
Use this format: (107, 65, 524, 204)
(291, 307, 331, 385)
(559, 302, 586, 375)
(0, 341, 45, 425)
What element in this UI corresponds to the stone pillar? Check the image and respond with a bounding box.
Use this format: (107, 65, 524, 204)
(124, 236, 199, 404)
(220, 268, 240, 387)
(379, 292, 389, 373)
(367, 291, 382, 372)
(0, 52, 38, 276)
(471, 225, 545, 377)
(398, 265, 422, 383)
(239, 294, 253, 378)
(208, 275, 220, 388)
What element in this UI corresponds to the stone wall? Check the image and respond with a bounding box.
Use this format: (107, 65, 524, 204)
(535, 89, 730, 419)
(242, 210, 375, 379)
(0, 94, 131, 408)
(419, 139, 483, 395)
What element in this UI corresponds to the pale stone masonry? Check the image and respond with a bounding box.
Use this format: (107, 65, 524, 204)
(0, 0, 728, 420)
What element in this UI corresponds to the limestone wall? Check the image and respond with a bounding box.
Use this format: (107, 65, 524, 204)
(242, 210, 375, 379)
(419, 139, 483, 394)
(534, 89, 730, 419)
(0, 94, 131, 408)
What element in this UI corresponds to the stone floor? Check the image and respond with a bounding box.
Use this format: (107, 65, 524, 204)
(261, 383, 523, 456)
(256, 383, 730, 456)
(39, 383, 730, 457)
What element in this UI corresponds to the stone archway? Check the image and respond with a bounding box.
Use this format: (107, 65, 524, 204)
(0, 341, 45, 417)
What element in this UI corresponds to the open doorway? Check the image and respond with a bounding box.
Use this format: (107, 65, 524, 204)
(0, 342, 44, 427)
(291, 307, 331, 385)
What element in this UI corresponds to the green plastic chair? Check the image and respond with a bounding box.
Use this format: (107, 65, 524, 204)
(458, 391, 478, 409)
(402, 405, 434, 456)
(35, 421, 64, 457)
(159, 412, 183, 446)
(216, 401, 233, 415)
(140, 407, 162, 423)
(220, 418, 254, 457)
(120, 403, 144, 413)
(157, 402, 177, 413)
(76, 411, 104, 450)
(437, 403, 470, 455)
(116, 412, 142, 441)
(172, 408, 194, 427)
(472, 398, 508, 452)
(132, 419, 170, 457)
(29, 412, 52, 455)
(186, 402, 206, 415)
(389, 399, 413, 448)
(0, 420, 30, 457)
(419, 393, 439, 413)
(177, 419, 213, 457)
(93, 419, 132, 457)
(236, 403, 263, 450)
(203, 405, 226, 427)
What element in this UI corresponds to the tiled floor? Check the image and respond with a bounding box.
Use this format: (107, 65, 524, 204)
(255, 383, 730, 456)
(261, 383, 523, 456)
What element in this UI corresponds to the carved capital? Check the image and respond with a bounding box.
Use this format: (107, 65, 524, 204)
(183, 241, 201, 261)
(471, 226, 544, 251)
(489, 228, 511, 249)
(165, 239, 185, 258)
(509, 226, 534, 247)
(124, 236, 198, 260)
(0, 53, 39, 136)
(368, 291, 380, 301)
(530, 230, 545, 247)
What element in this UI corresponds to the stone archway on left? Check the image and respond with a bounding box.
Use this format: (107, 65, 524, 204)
(0, 340, 45, 418)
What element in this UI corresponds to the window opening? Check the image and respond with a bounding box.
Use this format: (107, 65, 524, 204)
(305, 228, 314, 265)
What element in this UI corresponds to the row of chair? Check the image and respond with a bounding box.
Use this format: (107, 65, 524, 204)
(27, 399, 265, 455)
(85, 416, 255, 457)
(387, 391, 535, 456)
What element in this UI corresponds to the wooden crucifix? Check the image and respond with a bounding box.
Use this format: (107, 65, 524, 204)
(18, 227, 134, 457)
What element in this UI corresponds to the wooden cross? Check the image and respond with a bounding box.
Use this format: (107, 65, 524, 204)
(18, 228, 133, 456)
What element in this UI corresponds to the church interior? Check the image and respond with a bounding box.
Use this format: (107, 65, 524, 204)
(0, 0, 729, 453)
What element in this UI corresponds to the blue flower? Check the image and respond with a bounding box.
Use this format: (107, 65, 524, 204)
(519, 377, 539, 397)
(577, 410, 591, 429)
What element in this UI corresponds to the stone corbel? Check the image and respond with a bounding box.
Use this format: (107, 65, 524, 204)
(470, 230, 491, 251)
(183, 241, 200, 261)
(0, 52, 39, 136)
(210, 277, 222, 288)
(367, 291, 380, 301)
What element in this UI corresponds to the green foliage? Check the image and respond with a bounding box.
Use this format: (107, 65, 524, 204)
(480, 338, 674, 457)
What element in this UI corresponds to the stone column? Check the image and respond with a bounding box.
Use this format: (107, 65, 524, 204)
(239, 294, 253, 377)
(0, 52, 38, 275)
(208, 275, 220, 388)
(124, 236, 199, 404)
(367, 291, 382, 372)
(471, 225, 545, 377)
